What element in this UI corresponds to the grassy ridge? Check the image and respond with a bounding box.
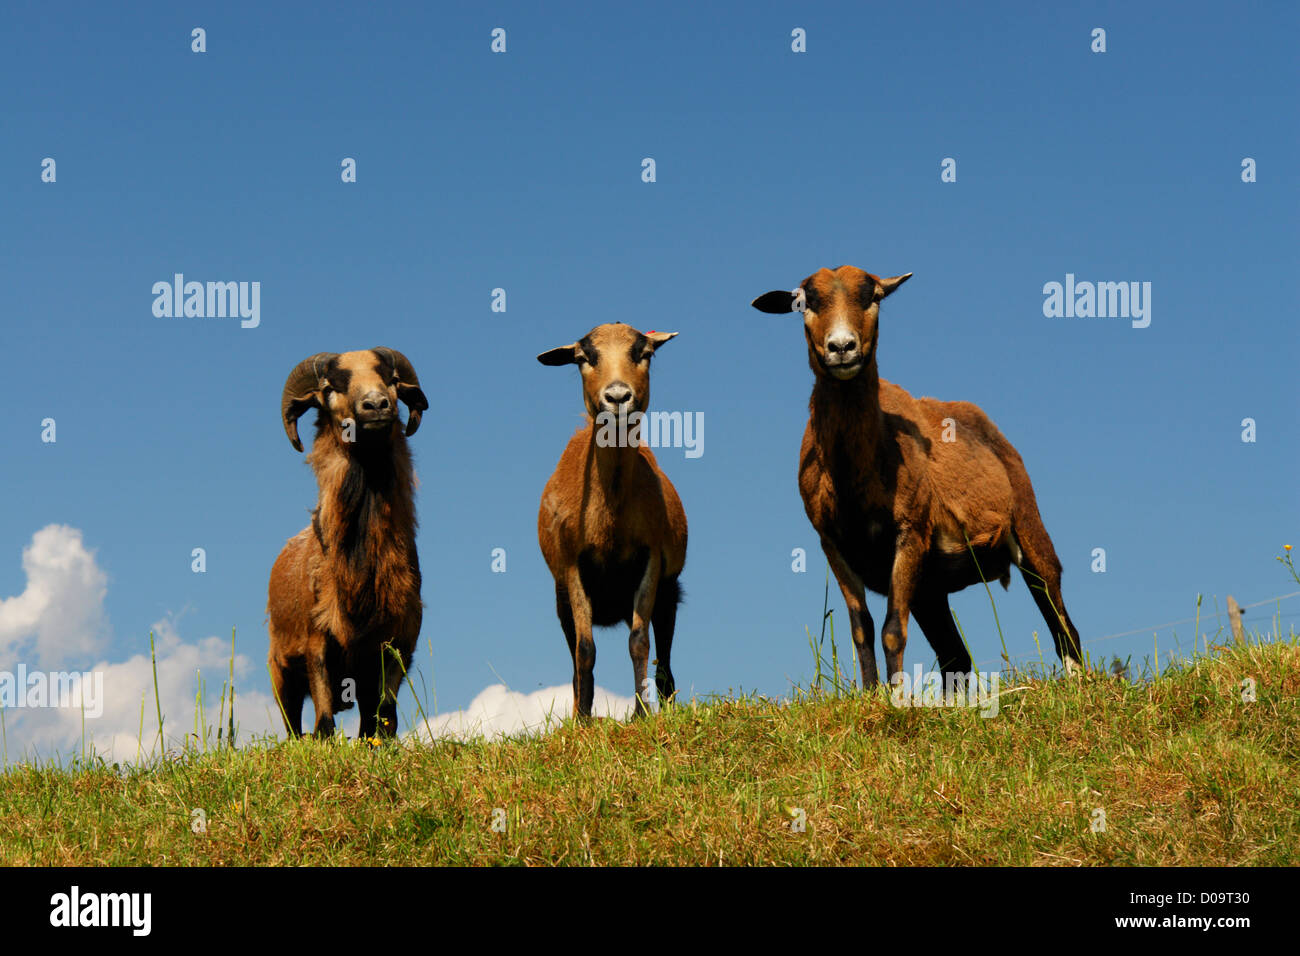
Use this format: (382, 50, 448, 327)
(0, 637, 1295, 866)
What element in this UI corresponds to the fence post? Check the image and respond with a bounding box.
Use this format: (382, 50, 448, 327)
(1226, 595, 1245, 644)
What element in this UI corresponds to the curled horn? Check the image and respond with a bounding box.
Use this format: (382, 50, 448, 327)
(281, 352, 337, 452)
(373, 347, 428, 437)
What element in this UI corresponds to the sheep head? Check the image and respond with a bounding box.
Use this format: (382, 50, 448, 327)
(752, 266, 911, 382)
(281, 348, 429, 452)
(537, 323, 676, 421)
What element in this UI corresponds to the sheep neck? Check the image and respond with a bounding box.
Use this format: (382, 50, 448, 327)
(585, 417, 643, 502)
(810, 363, 886, 479)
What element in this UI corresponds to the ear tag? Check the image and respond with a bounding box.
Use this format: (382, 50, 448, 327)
(792, 288, 807, 312)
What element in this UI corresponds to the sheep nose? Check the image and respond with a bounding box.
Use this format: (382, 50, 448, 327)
(360, 391, 391, 412)
(826, 332, 859, 355)
(603, 383, 633, 407)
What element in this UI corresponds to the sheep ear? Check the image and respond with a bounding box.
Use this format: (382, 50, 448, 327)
(877, 273, 913, 298)
(537, 343, 578, 366)
(751, 290, 798, 314)
(645, 330, 677, 350)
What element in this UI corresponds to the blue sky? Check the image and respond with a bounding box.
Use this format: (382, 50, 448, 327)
(1, 1, 1296, 754)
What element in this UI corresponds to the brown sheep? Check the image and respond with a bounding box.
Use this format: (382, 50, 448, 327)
(267, 348, 428, 738)
(752, 266, 1082, 685)
(537, 323, 688, 719)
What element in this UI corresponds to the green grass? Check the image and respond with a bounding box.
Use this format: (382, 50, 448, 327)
(1, 634, 1296, 866)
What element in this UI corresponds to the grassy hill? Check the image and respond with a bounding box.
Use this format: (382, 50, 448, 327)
(1, 636, 1295, 866)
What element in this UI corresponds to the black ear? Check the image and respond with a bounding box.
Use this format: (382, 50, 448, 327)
(751, 290, 798, 314)
(537, 344, 578, 366)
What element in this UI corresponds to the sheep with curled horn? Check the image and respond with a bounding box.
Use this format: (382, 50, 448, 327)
(267, 348, 428, 738)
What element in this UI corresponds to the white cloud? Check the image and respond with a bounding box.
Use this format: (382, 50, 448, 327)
(0, 524, 107, 669)
(0, 526, 282, 763)
(407, 683, 638, 743)
(0, 525, 641, 763)
(3, 617, 282, 764)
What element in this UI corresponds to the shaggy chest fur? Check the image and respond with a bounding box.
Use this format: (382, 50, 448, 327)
(308, 440, 420, 646)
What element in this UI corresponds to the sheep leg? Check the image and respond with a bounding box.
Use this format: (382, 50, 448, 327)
(269, 659, 305, 737)
(564, 568, 597, 720)
(356, 679, 378, 740)
(375, 641, 408, 738)
(1006, 511, 1082, 672)
(376, 698, 399, 739)
(629, 556, 661, 718)
(1018, 563, 1083, 674)
(910, 595, 973, 679)
(822, 538, 879, 687)
(355, 655, 387, 740)
(651, 576, 679, 706)
(306, 646, 336, 738)
(555, 581, 578, 660)
(882, 532, 925, 682)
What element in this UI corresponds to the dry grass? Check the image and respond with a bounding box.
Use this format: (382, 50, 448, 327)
(1, 637, 1295, 866)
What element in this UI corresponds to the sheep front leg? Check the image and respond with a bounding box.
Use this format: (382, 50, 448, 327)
(629, 555, 661, 718)
(375, 640, 408, 739)
(821, 537, 878, 687)
(564, 567, 597, 720)
(882, 530, 925, 683)
(306, 644, 336, 738)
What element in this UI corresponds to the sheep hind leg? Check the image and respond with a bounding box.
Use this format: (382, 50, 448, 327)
(910, 596, 973, 683)
(1019, 564, 1083, 675)
(270, 659, 306, 737)
(555, 581, 577, 667)
(1013, 525, 1084, 674)
(651, 576, 680, 707)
